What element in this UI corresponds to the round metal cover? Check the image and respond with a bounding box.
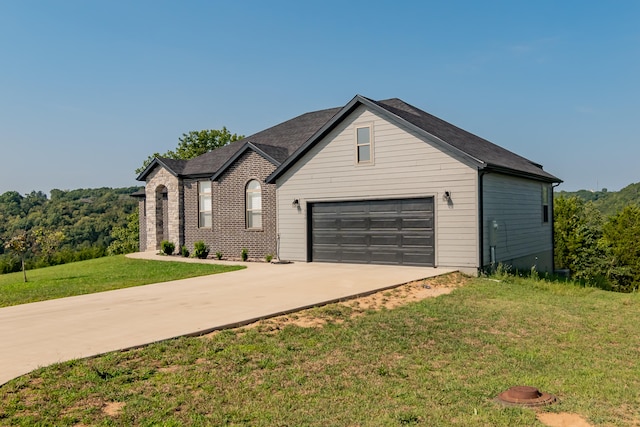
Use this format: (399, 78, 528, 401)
(495, 386, 557, 407)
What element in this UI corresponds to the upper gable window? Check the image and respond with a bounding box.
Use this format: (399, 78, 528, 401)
(198, 181, 212, 228)
(246, 180, 262, 229)
(356, 125, 373, 164)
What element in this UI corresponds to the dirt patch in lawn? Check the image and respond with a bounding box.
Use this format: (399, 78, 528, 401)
(537, 412, 593, 427)
(205, 271, 468, 336)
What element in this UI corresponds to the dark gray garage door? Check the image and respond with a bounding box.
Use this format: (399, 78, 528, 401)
(309, 198, 434, 266)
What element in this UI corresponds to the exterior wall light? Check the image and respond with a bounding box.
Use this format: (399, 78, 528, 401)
(292, 199, 300, 208)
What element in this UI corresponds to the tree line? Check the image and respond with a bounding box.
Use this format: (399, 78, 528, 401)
(0, 187, 140, 274)
(554, 182, 640, 292)
(1, 128, 243, 277)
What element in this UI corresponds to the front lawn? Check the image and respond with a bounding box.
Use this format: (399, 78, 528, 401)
(1, 273, 638, 425)
(0, 255, 244, 307)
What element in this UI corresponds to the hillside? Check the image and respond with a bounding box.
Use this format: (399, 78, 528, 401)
(556, 182, 640, 216)
(0, 187, 141, 273)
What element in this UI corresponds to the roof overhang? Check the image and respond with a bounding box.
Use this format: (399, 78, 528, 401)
(136, 158, 180, 181)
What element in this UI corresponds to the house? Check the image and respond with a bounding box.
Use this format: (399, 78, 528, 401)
(135, 95, 561, 274)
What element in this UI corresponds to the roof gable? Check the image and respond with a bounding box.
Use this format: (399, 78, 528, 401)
(267, 95, 560, 183)
(136, 157, 188, 181)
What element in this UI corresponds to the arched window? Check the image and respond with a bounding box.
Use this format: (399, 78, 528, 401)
(246, 180, 262, 229)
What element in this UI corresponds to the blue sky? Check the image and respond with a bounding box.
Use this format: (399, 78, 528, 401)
(1, 1, 638, 195)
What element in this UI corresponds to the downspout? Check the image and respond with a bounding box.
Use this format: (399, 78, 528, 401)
(478, 170, 486, 275)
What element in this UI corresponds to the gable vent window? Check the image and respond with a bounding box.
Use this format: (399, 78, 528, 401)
(246, 180, 262, 229)
(198, 181, 212, 228)
(542, 185, 549, 223)
(356, 125, 372, 164)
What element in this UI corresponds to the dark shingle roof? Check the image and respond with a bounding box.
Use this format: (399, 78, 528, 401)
(178, 107, 341, 177)
(139, 95, 559, 184)
(372, 98, 560, 182)
(267, 95, 560, 183)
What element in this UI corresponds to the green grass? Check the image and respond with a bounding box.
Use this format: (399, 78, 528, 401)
(0, 255, 244, 307)
(1, 274, 639, 426)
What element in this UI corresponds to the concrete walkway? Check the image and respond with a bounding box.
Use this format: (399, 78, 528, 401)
(0, 253, 454, 386)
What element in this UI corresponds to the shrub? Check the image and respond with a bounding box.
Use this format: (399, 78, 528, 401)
(181, 245, 190, 258)
(160, 240, 175, 255)
(193, 241, 210, 259)
(265, 253, 273, 263)
(241, 248, 248, 261)
(215, 251, 223, 260)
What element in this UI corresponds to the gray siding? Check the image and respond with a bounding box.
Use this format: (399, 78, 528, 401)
(276, 105, 479, 270)
(482, 173, 553, 273)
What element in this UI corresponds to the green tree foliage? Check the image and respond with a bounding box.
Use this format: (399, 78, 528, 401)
(32, 227, 65, 264)
(135, 127, 244, 174)
(601, 205, 640, 292)
(554, 197, 607, 283)
(3, 231, 30, 282)
(554, 191, 640, 292)
(0, 187, 140, 274)
(107, 209, 140, 255)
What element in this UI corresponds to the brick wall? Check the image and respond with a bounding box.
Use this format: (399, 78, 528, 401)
(182, 151, 277, 260)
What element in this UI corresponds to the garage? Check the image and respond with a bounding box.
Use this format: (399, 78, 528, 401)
(309, 198, 435, 266)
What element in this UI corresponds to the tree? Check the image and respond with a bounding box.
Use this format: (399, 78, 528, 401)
(135, 127, 244, 174)
(32, 227, 65, 264)
(3, 231, 30, 282)
(601, 205, 640, 292)
(554, 196, 606, 282)
(107, 209, 140, 255)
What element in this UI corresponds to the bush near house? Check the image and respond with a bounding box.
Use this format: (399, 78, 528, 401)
(193, 241, 210, 259)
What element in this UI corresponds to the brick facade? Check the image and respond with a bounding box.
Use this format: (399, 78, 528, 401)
(182, 150, 277, 260)
(140, 150, 277, 259)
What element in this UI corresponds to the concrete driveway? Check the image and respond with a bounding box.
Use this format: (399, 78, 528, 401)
(0, 253, 454, 386)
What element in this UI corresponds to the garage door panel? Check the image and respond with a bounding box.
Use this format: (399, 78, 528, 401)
(340, 218, 367, 229)
(341, 234, 368, 245)
(403, 234, 434, 247)
(310, 198, 435, 267)
(402, 218, 433, 229)
(370, 234, 401, 246)
(369, 218, 400, 229)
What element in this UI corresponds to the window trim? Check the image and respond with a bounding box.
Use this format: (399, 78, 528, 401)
(355, 123, 374, 165)
(198, 180, 212, 228)
(246, 179, 263, 230)
(542, 184, 549, 223)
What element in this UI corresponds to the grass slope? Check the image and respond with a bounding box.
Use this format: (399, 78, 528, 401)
(0, 255, 244, 307)
(1, 275, 639, 426)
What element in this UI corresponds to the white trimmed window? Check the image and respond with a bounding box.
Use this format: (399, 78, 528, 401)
(198, 181, 212, 228)
(542, 184, 550, 223)
(356, 125, 372, 164)
(246, 180, 262, 229)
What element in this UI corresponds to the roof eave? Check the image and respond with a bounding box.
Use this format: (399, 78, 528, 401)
(136, 158, 180, 181)
(483, 164, 563, 183)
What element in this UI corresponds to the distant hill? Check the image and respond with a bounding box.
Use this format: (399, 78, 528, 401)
(0, 186, 142, 273)
(556, 182, 640, 216)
